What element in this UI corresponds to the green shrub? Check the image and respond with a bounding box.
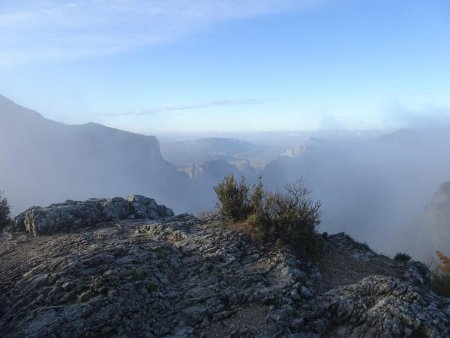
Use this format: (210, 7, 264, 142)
(0, 191, 11, 231)
(431, 251, 450, 298)
(214, 175, 252, 222)
(214, 176, 323, 257)
(394, 252, 412, 262)
(250, 177, 264, 214)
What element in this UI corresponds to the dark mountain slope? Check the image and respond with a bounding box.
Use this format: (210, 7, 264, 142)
(0, 95, 192, 213)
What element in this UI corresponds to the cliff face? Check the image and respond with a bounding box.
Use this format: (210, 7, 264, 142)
(0, 96, 191, 214)
(422, 182, 450, 253)
(399, 181, 450, 260)
(0, 197, 449, 337)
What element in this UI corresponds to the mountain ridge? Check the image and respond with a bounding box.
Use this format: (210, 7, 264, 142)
(0, 95, 192, 214)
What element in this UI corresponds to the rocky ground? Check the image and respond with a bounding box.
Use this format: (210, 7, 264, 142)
(0, 197, 449, 337)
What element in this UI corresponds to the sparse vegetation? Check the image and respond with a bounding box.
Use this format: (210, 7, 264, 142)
(394, 252, 412, 262)
(214, 175, 252, 222)
(430, 251, 450, 298)
(0, 191, 11, 231)
(214, 175, 323, 257)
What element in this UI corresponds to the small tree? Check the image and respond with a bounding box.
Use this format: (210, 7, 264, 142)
(251, 177, 264, 214)
(436, 251, 450, 273)
(431, 251, 450, 297)
(214, 175, 252, 222)
(0, 191, 11, 231)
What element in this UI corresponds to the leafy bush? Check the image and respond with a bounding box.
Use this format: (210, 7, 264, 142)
(394, 252, 412, 262)
(435, 251, 450, 273)
(214, 175, 252, 222)
(0, 191, 11, 231)
(214, 175, 323, 257)
(431, 251, 450, 298)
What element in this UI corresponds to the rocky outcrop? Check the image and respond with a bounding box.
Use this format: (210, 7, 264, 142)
(325, 275, 450, 337)
(127, 195, 174, 219)
(13, 195, 173, 236)
(0, 206, 449, 337)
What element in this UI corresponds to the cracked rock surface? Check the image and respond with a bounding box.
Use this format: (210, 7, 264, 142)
(13, 195, 174, 236)
(0, 199, 449, 337)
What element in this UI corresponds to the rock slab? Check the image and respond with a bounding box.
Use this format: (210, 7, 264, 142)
(0, 207, 449, 337)
(13, 195, 173, 236)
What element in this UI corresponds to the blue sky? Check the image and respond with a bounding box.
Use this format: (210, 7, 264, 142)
(0, 0, 449, 133)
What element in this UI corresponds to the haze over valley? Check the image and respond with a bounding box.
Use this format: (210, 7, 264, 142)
(1, 94, 450, 261)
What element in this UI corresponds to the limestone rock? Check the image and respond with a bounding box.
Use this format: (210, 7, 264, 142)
(1, 205, 449, 337)
(101, 197, 134, 220)
(13, 195, 173, 236)
(325, 275, 449, 337)
(127, 194, 174, 219)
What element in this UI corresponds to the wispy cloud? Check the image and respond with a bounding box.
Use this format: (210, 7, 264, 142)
(107, 98, 269, 116)
(0, 0, 324, 65)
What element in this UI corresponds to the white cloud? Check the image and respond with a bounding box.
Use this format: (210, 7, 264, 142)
(104, 98, 269, 116)
(0, 0, 323, 65)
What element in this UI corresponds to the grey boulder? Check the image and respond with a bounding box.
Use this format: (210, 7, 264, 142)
(13, 195, 174, 236)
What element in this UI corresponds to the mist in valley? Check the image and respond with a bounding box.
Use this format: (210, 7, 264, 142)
(261, 125, 450, 261)
(1, 94, 449, 263)
(1, 1, 449, 265)
(159, 122, 450, 262)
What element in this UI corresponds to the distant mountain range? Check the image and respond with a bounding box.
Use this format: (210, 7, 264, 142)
(2, 94, 450, 259)
(160, 137, 279, 169)
(0, 95, 193, 213)
(0, 95, 278, 215)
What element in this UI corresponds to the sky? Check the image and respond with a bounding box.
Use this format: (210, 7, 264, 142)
(0, 0, 450, 133)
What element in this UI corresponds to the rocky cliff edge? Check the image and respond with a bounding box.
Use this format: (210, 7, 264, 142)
(0, 196, 449, 337)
